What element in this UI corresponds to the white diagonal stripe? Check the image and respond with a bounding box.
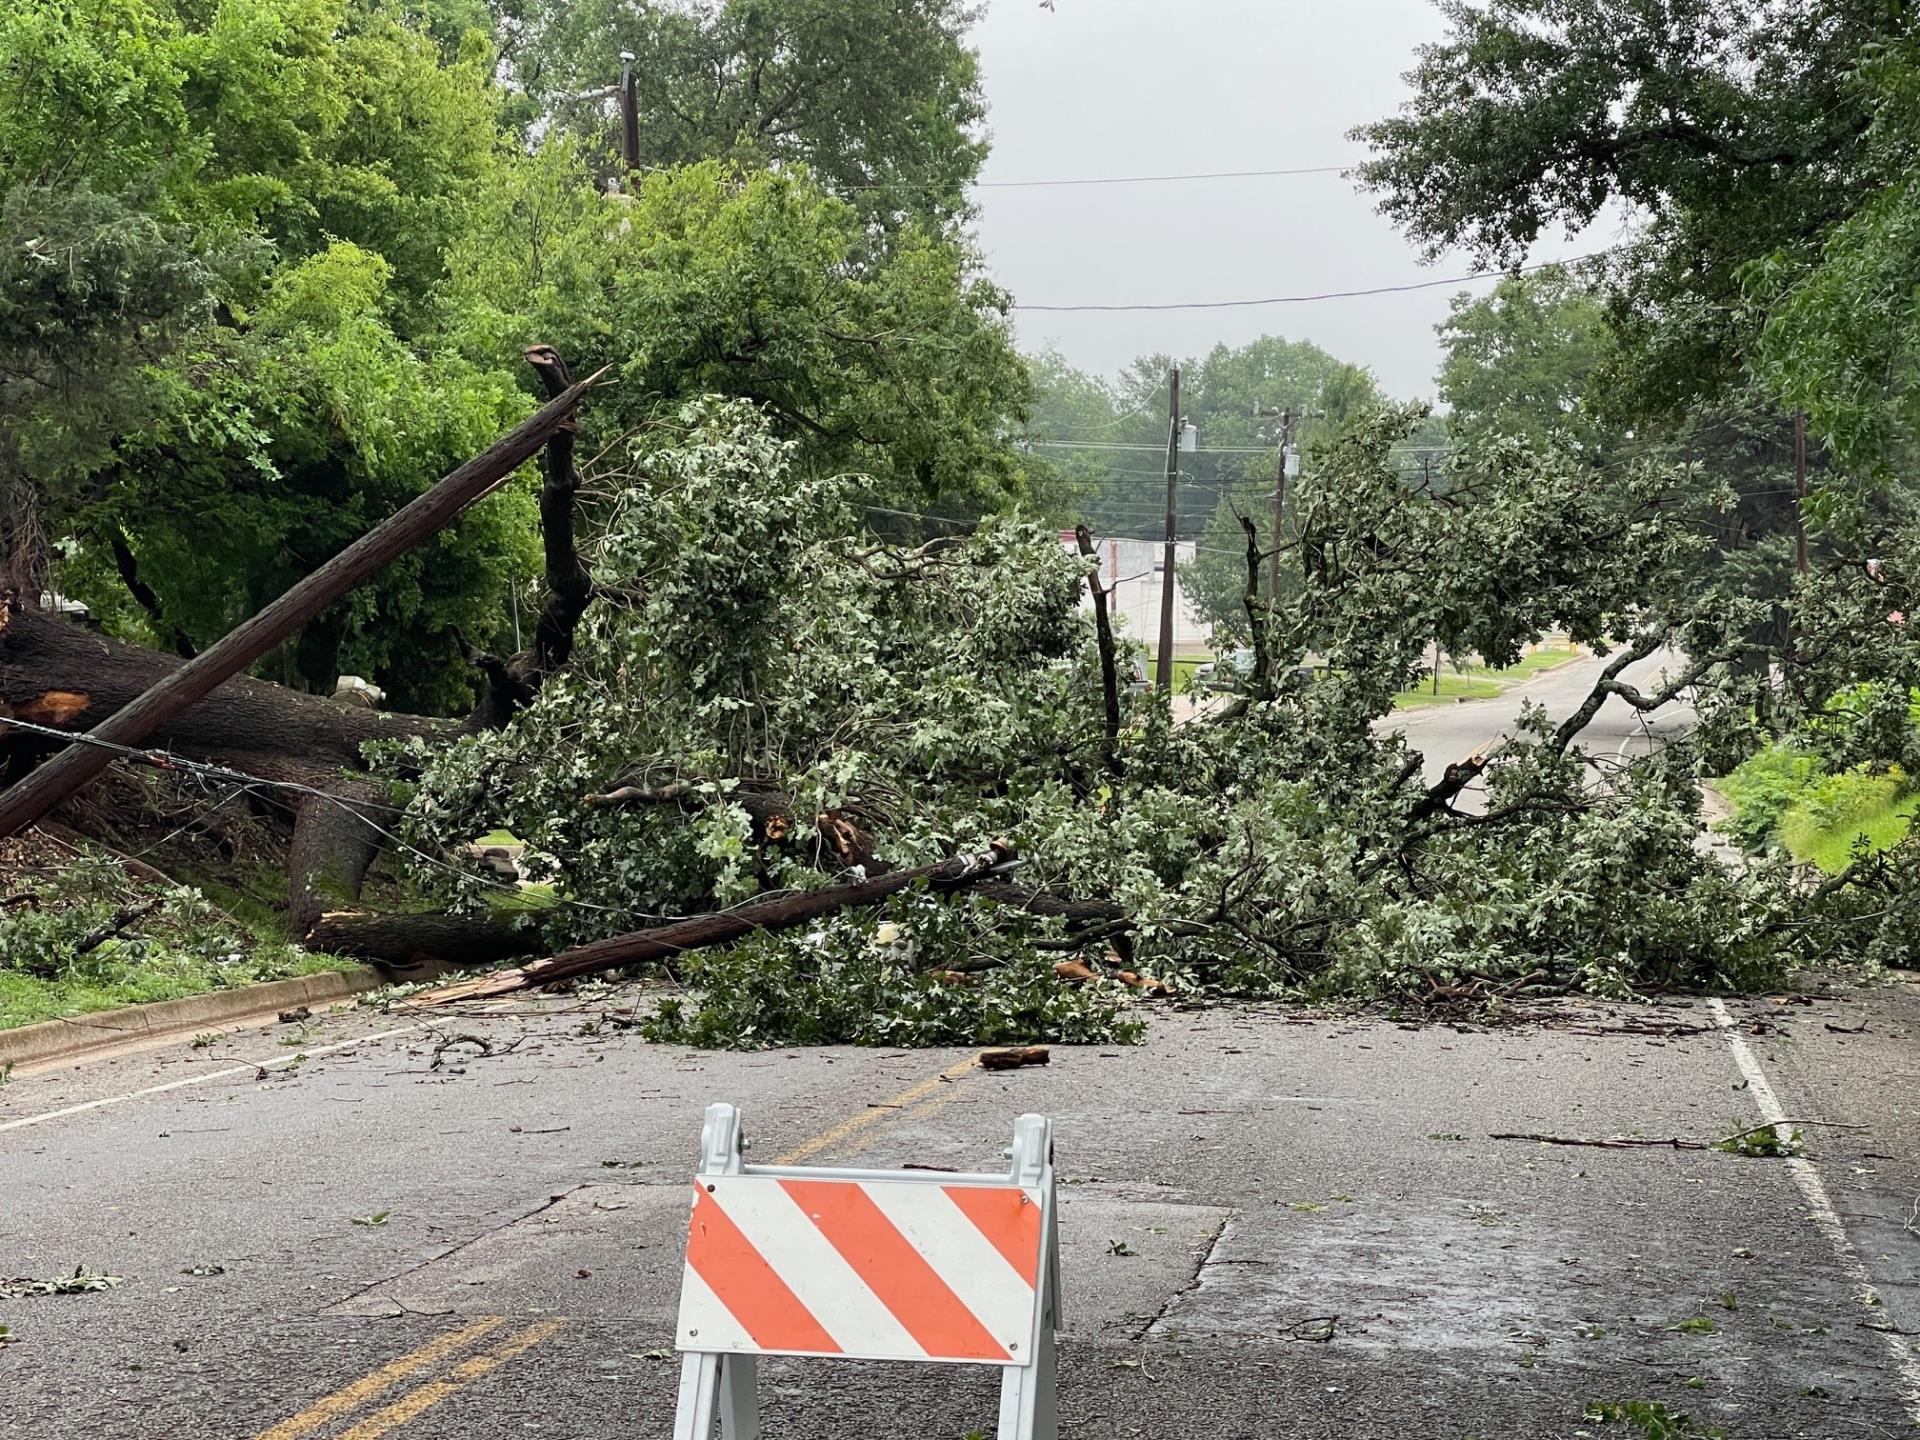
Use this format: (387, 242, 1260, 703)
(706, 1177, 924, 1360)
(677, 1261, 757, 1352)
(861, 1185, 1039, 1357)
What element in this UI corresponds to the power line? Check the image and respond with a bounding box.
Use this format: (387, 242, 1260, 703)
(835, 164, 1356, 194)
(0, 714, 646, 922)
(1013, 254, 1608, 313)
(974, 165, 1353, 190)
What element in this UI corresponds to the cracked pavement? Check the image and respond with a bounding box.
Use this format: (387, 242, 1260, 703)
(5, 979, 1920, 1439)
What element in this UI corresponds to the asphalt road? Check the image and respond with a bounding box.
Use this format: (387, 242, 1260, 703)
(1385, 647, 1697, 788)
(5, 984, 1920, 1440)
(6, 659, 1915, 1440)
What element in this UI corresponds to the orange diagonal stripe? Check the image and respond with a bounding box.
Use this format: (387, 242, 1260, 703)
(779, 1179, 1007, 1362)
(943, 1185, 1042, 1288)
(686, 1184, 841, 1355)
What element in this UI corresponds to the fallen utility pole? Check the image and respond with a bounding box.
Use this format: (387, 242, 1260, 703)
(414, 842, 1018, 1005)
(0, 365, 608, 839)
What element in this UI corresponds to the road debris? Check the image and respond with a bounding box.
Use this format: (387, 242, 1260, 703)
(0, 1269, 123, 1298)
(980, 1046, 1050, 1071)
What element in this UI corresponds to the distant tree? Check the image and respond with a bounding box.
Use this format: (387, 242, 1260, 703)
(0, 183, 237, 603)
(1351, 0, 1893, 420)
(500, 0, 987, 225)
(441, 155, 1045, 526)
(1437, 267, 1616, 456)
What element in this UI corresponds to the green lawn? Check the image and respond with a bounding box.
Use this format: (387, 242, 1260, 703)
(1392, 646, 1576, 709)
(0, 949, 349, 1032)
(1719, 743, 1917, 873)
(1393, 674, 1505, 709)
(1780, 786, 1918, 874)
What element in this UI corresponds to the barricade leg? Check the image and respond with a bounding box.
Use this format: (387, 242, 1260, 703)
(672, 1354, 718, 1439)
(996, 1324, 1058, 1440)
(674, 1353, 759, 1439)
(718, 1355, 759, 1439)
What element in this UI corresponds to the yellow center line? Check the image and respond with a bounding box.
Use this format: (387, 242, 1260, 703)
(772, 1053, 982, 1165)
(252, 1315, 506, 1440)
(252, 1054, 982, 1440)
(334, 1319, 569, 1440)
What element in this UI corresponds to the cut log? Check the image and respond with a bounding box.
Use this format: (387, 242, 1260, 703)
(413, 841, 1018, 1005)
(979, 1046, 1050, 1071)
(305, 911, 547, 971)
(0, 603, 444, 786)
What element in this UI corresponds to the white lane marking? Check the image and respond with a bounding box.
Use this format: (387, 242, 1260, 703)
(1709, 997, 1920, 1419)
(0, 1024, 424, 1135)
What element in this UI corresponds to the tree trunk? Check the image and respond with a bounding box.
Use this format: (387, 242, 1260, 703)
(305, 910, 547, 971)
(1, 601, 448, 929)
(0, 602, 447, 786)
(414, 842, 1017, 1005)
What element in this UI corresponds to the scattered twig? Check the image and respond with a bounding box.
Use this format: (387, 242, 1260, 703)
(71, 897, 163, 956)
(1283, 1315, 1339, 1342)
(1490, 1119, 1867, 1152)
(1490, 1132, 1705, 1151)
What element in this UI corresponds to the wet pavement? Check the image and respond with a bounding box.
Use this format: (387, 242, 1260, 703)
(4, 980, 1919, 1439)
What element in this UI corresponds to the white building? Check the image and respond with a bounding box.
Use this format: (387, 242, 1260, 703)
(1062, 533, 1212, 659)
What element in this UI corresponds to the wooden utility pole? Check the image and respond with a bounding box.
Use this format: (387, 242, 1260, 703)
(0, 370, 605, 839)
(1269, 408, 1294, 601)
(619, 51, 641, 173)
(1794, 410, 1810, 575)
(1156, 367, 1181, 692)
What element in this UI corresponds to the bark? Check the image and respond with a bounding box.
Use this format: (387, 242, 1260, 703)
(0, 363, 603, 839)
(1075, 525, 1123, 774)
(0, 600, 446, 787)
(467, 346, 597, 728)
(525, 345, 594, 676)
(414, 842, 1018, 1005)
(1238, 514, 1274, 701)
(305, 910, 547, 970)
(286, 782, 388, 937)
(0, 600, 446, 933)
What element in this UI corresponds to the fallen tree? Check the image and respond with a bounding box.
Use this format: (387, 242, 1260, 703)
(0, 362, 605, 839)
(10, 392, 1911, 1047)
(413, 841, 1018, 1005)
(1, 347, 607, 932)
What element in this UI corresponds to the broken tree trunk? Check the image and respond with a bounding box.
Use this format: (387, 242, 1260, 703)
(0, 365, 605, 839)
(413, 842, 1017, 1005)
(304, 910, 548, 971)
(0, 602, 447, 785)
(1075, 525, 1123, 774)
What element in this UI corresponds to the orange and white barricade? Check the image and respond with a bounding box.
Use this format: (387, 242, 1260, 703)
(672, 1102, 1060, 1439)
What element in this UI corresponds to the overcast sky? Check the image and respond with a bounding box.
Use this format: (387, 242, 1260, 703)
(966, 0, 1612, 401)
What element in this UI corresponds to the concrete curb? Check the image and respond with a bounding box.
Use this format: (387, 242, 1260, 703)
(0, 967, 385, 1071)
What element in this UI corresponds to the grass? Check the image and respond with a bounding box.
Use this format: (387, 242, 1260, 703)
(0, 949, 348, 1031)
(1393, 674, 1505, 709)
(1779, 783, 1917, 874)
(1720, 743, 1917, 873)
(0, 848, 357, 1032)
(1392, 646, 1577, 710)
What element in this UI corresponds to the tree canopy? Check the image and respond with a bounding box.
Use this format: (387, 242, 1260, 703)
(1, 0, 1037, 709)
(499, 0, 988, 225)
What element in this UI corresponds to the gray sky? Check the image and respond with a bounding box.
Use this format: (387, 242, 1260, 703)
(967, 0, 1612, 401)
